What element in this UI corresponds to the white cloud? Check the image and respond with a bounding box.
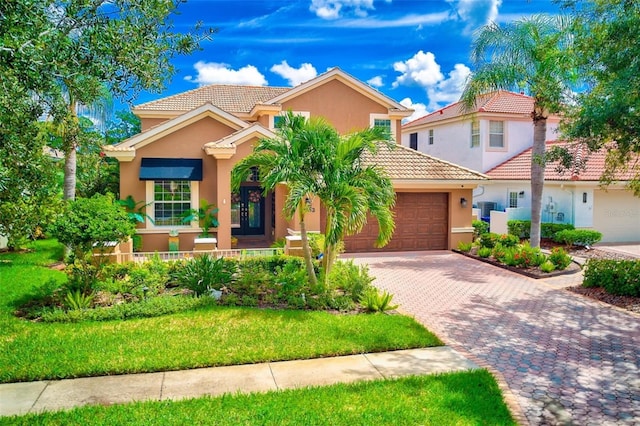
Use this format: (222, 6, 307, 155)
(426, 63, 471, 110)
(185, 62, 268, 86)
(393, 51, 471, 110)
(270, 61, 318, 86)
(310, 0, 376, 20)
(392, 50, 443, 88)
(447, 0, 502, 32)
(399, 98, 428, 123)
(367, 75, 384, 88)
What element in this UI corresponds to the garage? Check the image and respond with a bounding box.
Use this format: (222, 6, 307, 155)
(324, 192, 449, 253)
(593, 190, 640, 243)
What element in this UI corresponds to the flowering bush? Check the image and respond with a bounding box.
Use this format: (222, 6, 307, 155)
(548, 247, 572, 270)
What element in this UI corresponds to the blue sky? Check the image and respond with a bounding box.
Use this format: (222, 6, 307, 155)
(132, 0, 560, 122)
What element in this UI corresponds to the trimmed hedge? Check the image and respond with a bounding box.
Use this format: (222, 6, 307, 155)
(472, 220, 489, 240)
(507, 220, 574, 239)
(553, 229, 602, 247)
(583, 259, 640, 296)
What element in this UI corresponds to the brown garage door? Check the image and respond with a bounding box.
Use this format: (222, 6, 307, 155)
(321, 192, 449, 253)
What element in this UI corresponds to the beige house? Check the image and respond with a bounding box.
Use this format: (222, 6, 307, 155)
(104, 68, 487, 253)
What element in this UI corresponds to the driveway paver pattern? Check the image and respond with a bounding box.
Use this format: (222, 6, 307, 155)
(350, 251, 640, 426)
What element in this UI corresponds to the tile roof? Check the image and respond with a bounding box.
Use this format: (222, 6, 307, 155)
(403, 90, 536, 129)
(363, 143, 488, 181)
(487, 141, 639, 181)
(134, 85, 290, 113)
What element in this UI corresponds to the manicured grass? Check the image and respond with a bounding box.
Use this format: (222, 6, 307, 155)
(0, 241, 441, 383)
(2, 371, 516, 426)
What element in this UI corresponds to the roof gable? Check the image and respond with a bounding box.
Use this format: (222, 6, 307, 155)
(268, 67, 412, 117)
(403, 91, 540, 130)
(107, 103, 249, 152)
(487, 141, 639, 182)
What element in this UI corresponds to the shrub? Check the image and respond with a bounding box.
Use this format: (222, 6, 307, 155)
(553, 229, 602, 247)
(498, 233, 520, 248)
(472, 220, 489, 240)
(457, 241, 473, 252)
(509, 243, 545, 268)
(41, 295, 218, 323)
(583, 259, 640, 296)
(540, 260, 556, 273)
(507, 220, 530, 239)
(477, 247, 492, 258)
(326, 260, 374, 302)
(173, 255, 237, 296)
(360, 289, 399, 313)
(64, 290, 94, 310)
(491, 243, 508, 263)
(478, 233, 501, 249)
(548, 247, 572, 270)
(507, 220, 575, 239)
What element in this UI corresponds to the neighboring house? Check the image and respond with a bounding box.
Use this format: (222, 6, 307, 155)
(401, 91, 561, 173)
(104, 67, 487, 252)
(482, 142, 640, 243)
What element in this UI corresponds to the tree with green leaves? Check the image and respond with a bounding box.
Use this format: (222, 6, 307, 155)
(461, 15, 576, 247)
(312, 123, 396, 277)
(232, 113, 320, 286)
(559, 0, 640, 195)
(0, 0, 214, 200)
(232, 112, 396, 284)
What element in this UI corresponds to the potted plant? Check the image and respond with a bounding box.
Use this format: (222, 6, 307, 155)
(118, 195, 154, 252)
(182, 199, 220, 237)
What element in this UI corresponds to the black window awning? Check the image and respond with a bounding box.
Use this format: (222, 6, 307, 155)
(139, 158, 203, 181)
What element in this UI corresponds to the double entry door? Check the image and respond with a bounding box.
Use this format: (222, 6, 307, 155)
(231, 186, 265, 236)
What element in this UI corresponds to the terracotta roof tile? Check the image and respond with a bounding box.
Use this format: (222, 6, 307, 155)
(135, 85, 291, 113)
(403, 91, 536, 129)
(487, 141, 639, 181)
(363, 143, 488, 181)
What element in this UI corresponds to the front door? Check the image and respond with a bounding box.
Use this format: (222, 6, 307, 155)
(231, 186, 265, 236)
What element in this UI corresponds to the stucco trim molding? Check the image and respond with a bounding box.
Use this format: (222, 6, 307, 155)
(103, 147, 135, 162)
(451, 227, 474, 234)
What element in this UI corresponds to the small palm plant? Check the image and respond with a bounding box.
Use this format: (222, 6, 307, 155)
(182, 199, 219, 237)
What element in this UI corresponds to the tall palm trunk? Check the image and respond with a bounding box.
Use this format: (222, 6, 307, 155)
(63, 99, 79, 200)
(530, 110, 547, 248)
(298, 202, 318, 287)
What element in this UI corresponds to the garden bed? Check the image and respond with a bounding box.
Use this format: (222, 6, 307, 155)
(454, 249, 581, 279)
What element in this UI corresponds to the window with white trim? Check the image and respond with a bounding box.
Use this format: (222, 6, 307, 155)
(471, 120, 480, 147)
(152, 180, 193, 227)
(489, 120, 504, 148)
(508, 191, 518, 208)
(428, 129, 434, 145)
(370, 113, 393, 139)
(271, 111, 310, 129)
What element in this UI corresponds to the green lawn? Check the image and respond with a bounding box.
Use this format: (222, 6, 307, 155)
(1, 241, 516, 425)
(0, 240, 441, 383)
(1, 371, 516, 426)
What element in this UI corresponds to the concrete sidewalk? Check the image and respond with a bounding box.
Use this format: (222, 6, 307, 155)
(0, 347, 478, 418)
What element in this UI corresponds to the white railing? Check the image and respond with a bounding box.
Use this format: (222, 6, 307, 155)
(130, 247, 285, 263)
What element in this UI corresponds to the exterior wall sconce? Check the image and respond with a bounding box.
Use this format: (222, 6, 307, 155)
(583, 192, 587, 203)
(519, 191, 525, 198)
(460, 197, 468, 208)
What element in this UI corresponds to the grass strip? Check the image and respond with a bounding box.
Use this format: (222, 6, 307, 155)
(1, 371, 515, 426)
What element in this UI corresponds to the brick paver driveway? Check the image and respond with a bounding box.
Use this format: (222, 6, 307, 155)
(350, 251, 640, 425)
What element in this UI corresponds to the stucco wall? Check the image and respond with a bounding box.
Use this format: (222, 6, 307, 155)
(281, 79, 397, 140)
(402, 116, 560, 173)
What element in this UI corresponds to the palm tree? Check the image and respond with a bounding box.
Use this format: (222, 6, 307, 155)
(461, 15, 575, 247)
(314, 124, 396, 277)
(231, 112, 320, 286)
